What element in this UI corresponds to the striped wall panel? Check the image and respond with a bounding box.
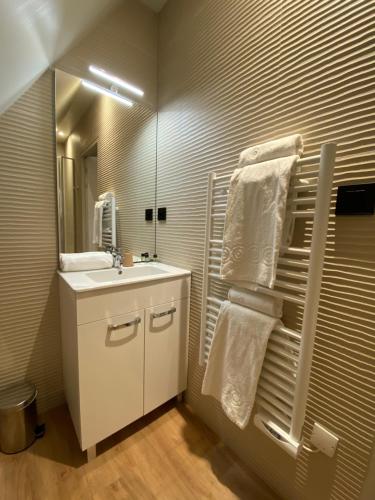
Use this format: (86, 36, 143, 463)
(0, 0, 157, 415)
(65, 93, 157, 256)
(0, 70, 63, 413)
(157, 1, 375, 499)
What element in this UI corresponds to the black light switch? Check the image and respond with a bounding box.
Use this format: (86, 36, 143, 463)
(335, 183, 375, 216)
(158, 207, 167, 221)
(145, 208, 153, 221)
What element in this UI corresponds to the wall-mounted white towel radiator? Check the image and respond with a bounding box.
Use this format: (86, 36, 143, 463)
(199, 143, 336, 457)
(101, 194, 117, 248)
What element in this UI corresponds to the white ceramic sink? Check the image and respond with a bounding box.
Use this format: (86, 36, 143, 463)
(86, 265, 168, 283)
(58, 262, 190, 292)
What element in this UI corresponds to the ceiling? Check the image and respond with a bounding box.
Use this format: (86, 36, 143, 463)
(139, 0, 167, 12)
(55, 71, 81, 122)
(55, 70, 96, 143)
(0, 0, 122, 115)
(0, 0, 165, 116)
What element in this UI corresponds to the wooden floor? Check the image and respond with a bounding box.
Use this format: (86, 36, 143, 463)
(0, 401, 279, 500)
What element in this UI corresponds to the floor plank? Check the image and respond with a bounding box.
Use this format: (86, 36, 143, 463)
(0, 401, 280, 500)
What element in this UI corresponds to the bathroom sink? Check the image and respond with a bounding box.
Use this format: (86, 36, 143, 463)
(86, 265, 168, 283)
(58, 262, 190, 292)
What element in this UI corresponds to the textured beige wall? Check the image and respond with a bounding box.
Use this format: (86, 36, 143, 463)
(0, 70, 63, 412)
(0, 0, 158, 412)
(65, 93, 157, 255)
(157, 1, 375, 499)
(56, 0, 158, 109)
(361, 445, 375, 500)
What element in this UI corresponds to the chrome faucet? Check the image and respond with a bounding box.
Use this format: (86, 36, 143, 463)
(106, 246, 123, 274)
(114, 253, 123, 274)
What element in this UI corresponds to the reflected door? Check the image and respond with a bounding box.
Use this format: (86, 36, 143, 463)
(84, 156, 97, 251)
(57, 156, 76, 253)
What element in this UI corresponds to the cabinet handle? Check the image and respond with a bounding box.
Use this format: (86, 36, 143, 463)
(109, 317, 141, 330)
(151, 307, 176, 319)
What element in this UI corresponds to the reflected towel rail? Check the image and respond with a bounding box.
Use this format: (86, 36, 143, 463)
(100, 194, 117, 248)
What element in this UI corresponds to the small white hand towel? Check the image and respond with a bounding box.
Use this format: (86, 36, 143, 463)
(99, 191, 114, 201)
(239, 134, 303, 168)
(220, 155, 298, 289)
(202, 301, 279, 429)
(228, 287, 283, 318)
(60, 252, 113, 272)
(92, 201, 105, 246)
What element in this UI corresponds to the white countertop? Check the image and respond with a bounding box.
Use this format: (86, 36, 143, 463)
(58, 262, 191, 293)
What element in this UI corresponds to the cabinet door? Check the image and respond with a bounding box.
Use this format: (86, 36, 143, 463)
(78, 309, 144, 450)
(144, 298, 188, 414)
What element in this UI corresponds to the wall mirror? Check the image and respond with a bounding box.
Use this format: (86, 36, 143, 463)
(55, 68, 157, 258)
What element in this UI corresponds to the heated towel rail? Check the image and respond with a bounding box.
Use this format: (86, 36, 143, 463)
(101, 195, 117, 248)
(199, 143, 336, 457)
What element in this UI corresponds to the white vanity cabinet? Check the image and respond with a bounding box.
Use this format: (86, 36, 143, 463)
(144, 299, 189, 414)
(58, 264, 190, 459)
(78, 309, 145, 450)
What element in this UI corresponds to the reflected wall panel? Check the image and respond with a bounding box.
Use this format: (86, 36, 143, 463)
(65, 95, 157, 256)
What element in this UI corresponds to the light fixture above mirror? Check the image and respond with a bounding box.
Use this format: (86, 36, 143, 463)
(81, 79, 134, 107)
(89, 65, 144, 97)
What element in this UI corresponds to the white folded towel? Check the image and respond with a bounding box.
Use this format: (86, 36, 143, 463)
(99, 191, 114, 201)
(60, 252, 113, 272)
(228, 286, 283, 318)
(202, 301, 279, 429)
(220, 155, 298, 289)
(239, 134, 303, 168)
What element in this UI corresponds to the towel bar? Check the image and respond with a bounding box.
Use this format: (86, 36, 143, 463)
(199, 143, 336, 457)
(100, 193, 117, 248)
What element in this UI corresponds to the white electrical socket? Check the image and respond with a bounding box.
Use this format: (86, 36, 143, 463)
(310, 423, 339, 457)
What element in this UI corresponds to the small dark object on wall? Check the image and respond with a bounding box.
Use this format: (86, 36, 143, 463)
(158, 207, 167, 221)
(335, 183, 375, 216)
(145, 208, 153, 221)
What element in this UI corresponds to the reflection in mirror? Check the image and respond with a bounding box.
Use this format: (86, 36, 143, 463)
(55, 69, 157, 259)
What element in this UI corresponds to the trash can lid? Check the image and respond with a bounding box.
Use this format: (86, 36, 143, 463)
(0, 382, 37, 412)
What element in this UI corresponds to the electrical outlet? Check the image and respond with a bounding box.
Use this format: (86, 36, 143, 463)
(310, 423, 339, 457)
(158, 207, 167, 221)
(145, 208, 153, 221)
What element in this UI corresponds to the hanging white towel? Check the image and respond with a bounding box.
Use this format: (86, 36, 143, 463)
(60, 252, 113, 272)
(239, 134, 303, 168)
(239, 135, 303, 253)
(92, 200, 105, 246)
(202, 301, 279, 429)
(220, 155, 298, 289)
(228, 286, 283, 318)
